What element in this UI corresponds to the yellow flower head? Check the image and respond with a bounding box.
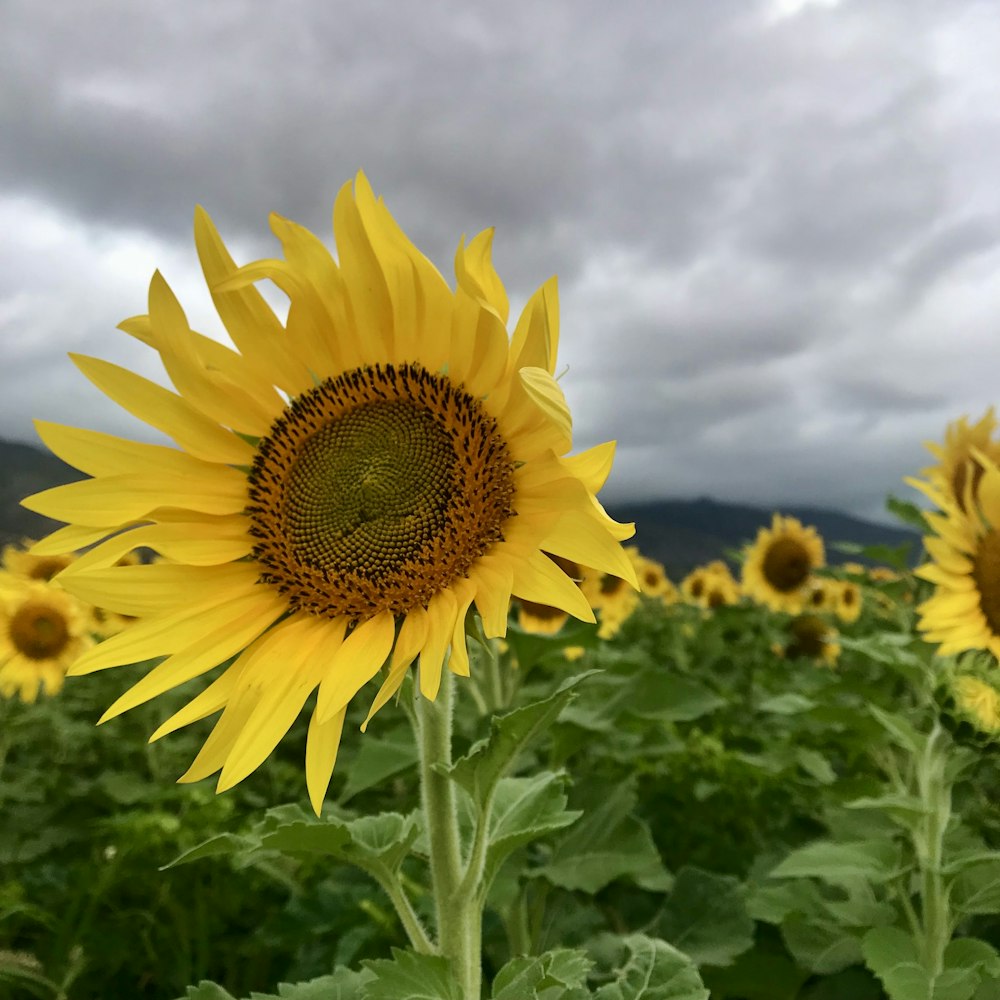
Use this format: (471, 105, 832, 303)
(913, 457, 1000, 660)
(2, 540, 76, 583)
(951, 674, 1000, 736)
(703, 573, 741, 610)
(0, 581, 91, 702)
(742, 515, 825, 613)
(680, 561, 734, 607)
(23, 174, 636, 812)
(835, 580, 862, 623)
(919, 409, 1000, 513)
(630, 550, 675, 600)
(781, 614, 840, 667)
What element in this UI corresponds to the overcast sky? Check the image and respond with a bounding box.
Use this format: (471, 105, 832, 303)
(3, 0, 1000, 525)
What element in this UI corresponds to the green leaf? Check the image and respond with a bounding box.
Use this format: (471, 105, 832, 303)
(483, 773, 580, 891)
(162, 833, 255, 871)
(178, 984, 238, 1000)
(340, 728, 419, 802)
(757, 693, 816, 715)
(845, 793, 928, 830)
(656, 867, 754, 968)
(491, 948, 592, 998)
(886, 494, 931, 533)
(862, 927, 987, 1000)
(859, 541, 914, 572)
(769, 839, 903, 885)
(868, 705, 926, 754)
(261, 812, 419, 876)
(249, 969, 373, 999)
(361, 949, 463, 1000)
(539, 782, 669, 893)
(794, 748, 836, 785)
(592, 935, 709, 1000)
(945, 940, 1000, 982)
(446, 672, 595, 807)
(952, 862, 1000, 916)
(625, 675, 724, 722)
(782, 913, 863, 975)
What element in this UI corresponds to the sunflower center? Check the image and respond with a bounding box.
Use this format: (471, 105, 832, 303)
(248, 363, 515, 621)
(600, 574, 626, 597)
(973, 529, 1000, 637)
(28, 556, 71, 582)
(763, 539, 811, 593)
(9, 603, 70, 660)
(786, 615, 826, 659)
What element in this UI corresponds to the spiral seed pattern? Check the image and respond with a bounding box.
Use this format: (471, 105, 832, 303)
(247, 363, 516, 621)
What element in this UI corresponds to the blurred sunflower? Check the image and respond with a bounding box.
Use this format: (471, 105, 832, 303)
(912, 459, 1000, 658)
(680, 561, 734, 607)
(0, 581, 91, 702)
(704, 573, 741, 610)
(835, 580, 862, 623)
(951, 674, 1000, 736)
(631, 550, 675, 601)
(780, 614, 839, 667)
(23, 174, 635, 811)
(2, 540, 75, 583)
(742, 515, 824, 613)
(919, 409, 1000, 513)
(805, 578, 834, 613)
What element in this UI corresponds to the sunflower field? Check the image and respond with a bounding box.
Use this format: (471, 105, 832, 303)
(5, 176, 1000, 999)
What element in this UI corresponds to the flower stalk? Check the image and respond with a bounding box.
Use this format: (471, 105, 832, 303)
(416, 668, 483, 998)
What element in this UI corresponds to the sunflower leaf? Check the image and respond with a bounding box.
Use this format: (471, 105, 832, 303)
(481, 772, 581, 893)
(444, 671, 597, 808)
(655, 867, 754, 968)
(361, 949, 462, 1000)
(590, 934, 709, 1000)
(491, 947, 592, 998)
(538, 780, 670, 893)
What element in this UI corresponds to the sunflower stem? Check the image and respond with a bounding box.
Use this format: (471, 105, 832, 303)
(416, 668, 482, 997)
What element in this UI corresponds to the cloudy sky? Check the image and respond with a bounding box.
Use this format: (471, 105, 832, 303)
(3, 0, 1000, 524)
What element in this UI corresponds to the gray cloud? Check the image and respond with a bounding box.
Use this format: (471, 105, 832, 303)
(3, 0, 1000, 527)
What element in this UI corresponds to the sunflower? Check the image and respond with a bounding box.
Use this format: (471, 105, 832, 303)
(919, 409, 1000, 513)
(631, 550, 675, 600)
(2, 540, 76, 583)
(912, 459, 1000, 659)
(951, 674, 1000, 736)
(835, 580, 862, 623)
(805, 578, 835, 613)
(703, 573, 741, 610)
(681, 560, 736, 608)
(23, 174, 635, 812)
(742, 515, 824, 613)
(0, 581, 91, 702)
(781, 614, 840, 667)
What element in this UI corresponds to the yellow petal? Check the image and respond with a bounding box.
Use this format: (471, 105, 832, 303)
(194, 205, 314, 396)
(418, 589, 457, 701)
(511, 550, 596, 623)
(149, 659, 250, 741)
(98, 589, 285, 721)
(454, 229, 510, 324)
(315, 610, 396, 723)
(558, 441, 617, 493)
(306, 706, 347, 815)
(510, 277, 558, 375)
(471, 557, 514, 639)
(540, 510, 638, 585)
(70, 354, 254, 465)
(28, 523, 116, 556)
(24, 468, 246, 528)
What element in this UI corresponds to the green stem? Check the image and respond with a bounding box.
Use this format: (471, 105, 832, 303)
(370, 868, 436, 955)
(914, 723, 951, 977)
(416, 669, 482, 998)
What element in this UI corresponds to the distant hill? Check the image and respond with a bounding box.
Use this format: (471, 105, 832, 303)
(0, 438, 79, 547)
(607, 496, 919, 578)
(1, 438, 918, 574)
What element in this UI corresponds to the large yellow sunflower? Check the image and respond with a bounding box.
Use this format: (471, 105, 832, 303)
(919, 409, 1000, 513)
(23, 174, 635, 812)
(0, 581, 91, 702)
(912, 459, 1000, 659)
(742, 515, 824, 613)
